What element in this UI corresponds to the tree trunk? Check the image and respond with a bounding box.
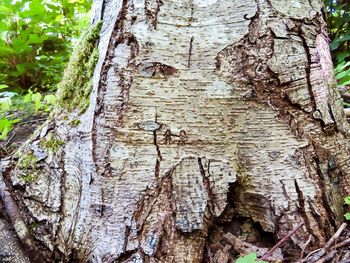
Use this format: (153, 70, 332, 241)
(1, 0, 350, 262)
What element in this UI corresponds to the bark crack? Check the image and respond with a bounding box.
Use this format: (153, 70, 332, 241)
(187, 36, 194, 68)
(296, 23, 317, 113)
(198, 158, 214, 217)
(294, 179, 313, 240)
(153, 109, 162, 179)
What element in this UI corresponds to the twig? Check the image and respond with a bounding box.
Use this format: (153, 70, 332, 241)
(324, 223, 347, 251)
(301, 235, 313, 261)
(260, 222, 304, 261)
(0, 162, 33, 248)
(315, 250, 338, 263)
(5, 132, 16, 147)
(333, 238, 350, 250)
(303, 248, 322, 262)
(17, 117, 47, 125)
(302, 223, 348, 262)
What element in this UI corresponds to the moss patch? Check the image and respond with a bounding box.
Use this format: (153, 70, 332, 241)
(28, 222, 40, 235)
(17, 152, 37, 170)
(40, 132, 64, 153)
(17, 152, 39, 182)
(56, 22, 102, 111)
(20, 172, 39, 183)
(69, 119, 81, 127)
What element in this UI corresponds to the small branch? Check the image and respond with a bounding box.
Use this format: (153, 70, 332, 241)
(5, 132, 16, 147)
(260, 222, 304, 261)
(0, 219, 31, 263)
(300, 234, 313, 261)
(315, 250, 338, 263)
(302, 223, 348, 262)
(302, 248, 322, 262)
(0, 162, 33, 248)
(324, 223, 347, 251)
(17, 117, 47, 125)
(333, 238, 350, 250)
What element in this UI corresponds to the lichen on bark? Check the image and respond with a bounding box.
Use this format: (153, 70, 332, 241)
(56, 22, 102, 111)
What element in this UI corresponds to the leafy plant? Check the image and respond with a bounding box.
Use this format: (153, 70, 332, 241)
(0, 0, 91, 92)
(324, 0, 350, 100)
(235, 253, 268, 263)
(0, 0, 91, 142)
(0, 117, 19, 140)
(335, 60, 350, 86)
(0, 89, 57, 140)
(345, 196, 350, 220)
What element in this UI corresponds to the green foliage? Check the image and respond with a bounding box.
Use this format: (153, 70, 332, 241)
(56, 22, 101, 111)
(0, 117, 19, 140)
(23, 90, 57, 112)
(345, 196, 350, 220)
(324, 0, 350, 90)
(235, 253, 268, 263)
(0, 0, 91, 142)
(0, 0, 91, 92)
(0, 90, 57, 140)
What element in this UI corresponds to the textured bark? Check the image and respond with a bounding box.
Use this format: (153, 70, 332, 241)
(1, 0, 350, 262)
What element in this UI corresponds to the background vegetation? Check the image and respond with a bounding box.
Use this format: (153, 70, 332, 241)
(325, 0, 350, 92)
(0, 0, 91, 146)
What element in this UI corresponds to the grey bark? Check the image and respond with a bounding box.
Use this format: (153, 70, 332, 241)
(1, 0, 350, 262)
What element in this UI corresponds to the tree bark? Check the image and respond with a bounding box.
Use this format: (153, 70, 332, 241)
(1, 0, 350, 262)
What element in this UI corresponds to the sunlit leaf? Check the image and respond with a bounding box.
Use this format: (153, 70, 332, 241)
(31, 92, 42, 112)
(44, 94, 57, 105)
(23, 90, 33, 103)
(345, 196, 350, 205)
(0, 97, 11, 110)
(345, 213, 350, 221)
(0, 5, 11, 15)
(235, 253, 268, 263)
(0, 118, 20, 140)
(0, 45, 14, 56)
(27, 34, 45, 44)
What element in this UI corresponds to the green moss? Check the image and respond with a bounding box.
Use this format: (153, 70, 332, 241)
(69, 119, 81, 126)
(40, 132, 64, 152)
(17, 152, 37, 170)
(56, 22, 102, 111)
(21, 172, 39, 183)
(28, 222, 40, 235)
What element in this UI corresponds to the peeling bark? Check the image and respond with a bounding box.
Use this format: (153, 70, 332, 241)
(2, 0, 350, 262)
